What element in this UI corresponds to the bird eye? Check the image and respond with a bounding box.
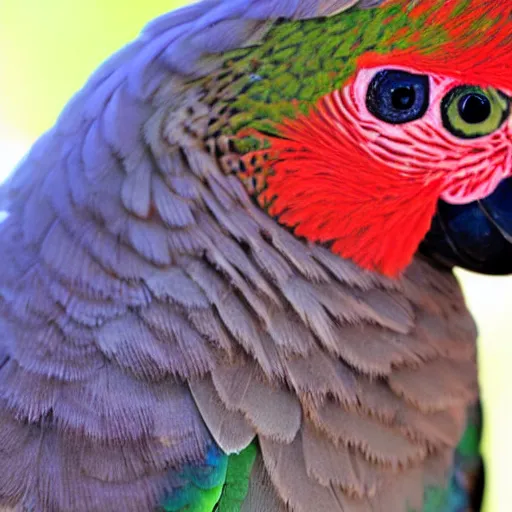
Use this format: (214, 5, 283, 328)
(442, 86, 509, 139)
(366, 70, 430, 124)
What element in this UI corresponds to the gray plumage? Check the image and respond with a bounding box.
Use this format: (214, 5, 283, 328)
(0, 1, 478, 511)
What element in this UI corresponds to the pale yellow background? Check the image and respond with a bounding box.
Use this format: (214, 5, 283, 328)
(0, 2, 511, 511)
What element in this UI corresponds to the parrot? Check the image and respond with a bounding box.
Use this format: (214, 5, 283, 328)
(1, 0, 511, 510)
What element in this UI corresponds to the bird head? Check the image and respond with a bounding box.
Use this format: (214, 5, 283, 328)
(213, 0, 512, 277)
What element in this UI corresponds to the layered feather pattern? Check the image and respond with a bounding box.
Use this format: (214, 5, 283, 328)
(0, 0, 479, 511)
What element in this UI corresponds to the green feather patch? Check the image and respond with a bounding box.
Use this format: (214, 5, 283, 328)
(160, 443, 258, 512)
(216, 442, 258, 512)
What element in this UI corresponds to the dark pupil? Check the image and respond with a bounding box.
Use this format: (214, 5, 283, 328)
(458, 93, 491, 124)
(366, 69, 429, 124)
(391, 86, 416, 110)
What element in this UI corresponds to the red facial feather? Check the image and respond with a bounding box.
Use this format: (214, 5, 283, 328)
(239, 0, 512, 277)
(241, 66, 511, 277)
(365, 1, 512, 94)
(244, 92, 443, 277)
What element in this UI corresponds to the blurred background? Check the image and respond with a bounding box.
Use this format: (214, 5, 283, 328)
(0, 1, 511, 510)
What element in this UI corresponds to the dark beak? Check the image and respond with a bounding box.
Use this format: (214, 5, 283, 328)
(420, 177, 512, 275)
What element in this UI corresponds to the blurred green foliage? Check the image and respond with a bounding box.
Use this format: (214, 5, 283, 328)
(0, 0, 187, 136)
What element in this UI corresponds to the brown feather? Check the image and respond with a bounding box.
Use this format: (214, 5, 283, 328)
(241, 453, 287, 512)
(189, 376, 255, 453)
(212, 363, 302, 442)
(260, 433, 348, 512)
(285, 348, 358, 405)
(302, 420, 378, 497)
(389, 359, 478, 413)
(309, 400, 428, 468)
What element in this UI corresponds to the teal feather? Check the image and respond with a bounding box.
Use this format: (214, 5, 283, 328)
(160, 444, 228, 512)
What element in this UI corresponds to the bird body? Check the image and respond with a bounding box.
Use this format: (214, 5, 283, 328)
(0, 1, 510, 510)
